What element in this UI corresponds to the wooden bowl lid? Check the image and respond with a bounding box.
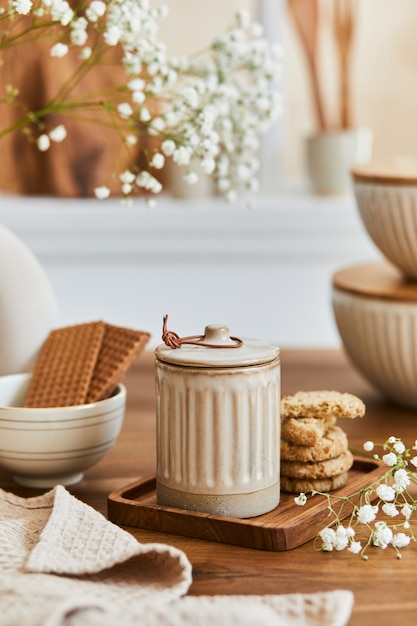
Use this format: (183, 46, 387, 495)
(351, 157, 417, 185)
(333, 262, 417, 302)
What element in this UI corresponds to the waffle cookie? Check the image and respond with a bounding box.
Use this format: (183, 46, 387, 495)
(86, 323, 150, 403)
(24, 321, 151, 408)
(24, 321, 105, 408)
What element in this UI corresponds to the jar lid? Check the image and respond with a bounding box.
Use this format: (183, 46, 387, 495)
(155, 323, 280, 368)
(332, 262, 417, 302)
(351, 157, 417, 185)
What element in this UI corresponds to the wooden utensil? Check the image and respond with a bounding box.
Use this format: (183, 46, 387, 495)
(333, 0, 358, 128)
(288, 0, 327, 131)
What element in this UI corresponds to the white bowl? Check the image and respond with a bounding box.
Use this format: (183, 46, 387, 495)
(0, 373, 126, 488)
(352, 159, 417, 280)
(332, 262, 417, 408)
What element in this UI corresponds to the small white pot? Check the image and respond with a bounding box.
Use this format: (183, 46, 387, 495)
(306, 126, 373, 195)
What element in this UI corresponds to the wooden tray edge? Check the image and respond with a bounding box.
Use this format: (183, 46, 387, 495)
(107, 458, 385, 552)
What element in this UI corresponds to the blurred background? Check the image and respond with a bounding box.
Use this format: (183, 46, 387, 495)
(2, 0, 415, 348)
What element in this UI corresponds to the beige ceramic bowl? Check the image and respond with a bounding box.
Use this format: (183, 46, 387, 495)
(0, 373, 126, 488)
(332, 262, 417, 409)
(352, 158, 417, 280)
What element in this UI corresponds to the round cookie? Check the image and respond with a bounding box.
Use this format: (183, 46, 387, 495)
(281, 390, 365, 420)
(280, 472, 349, 494)
(280, 425, 348, 462)
(280, 449, 354, 480)
(281, 415, 337, 448)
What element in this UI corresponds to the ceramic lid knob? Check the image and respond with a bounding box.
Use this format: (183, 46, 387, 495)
(202, 324, 235, 346)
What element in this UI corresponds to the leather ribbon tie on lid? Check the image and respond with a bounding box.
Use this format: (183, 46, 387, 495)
(161, 315, 243, 349)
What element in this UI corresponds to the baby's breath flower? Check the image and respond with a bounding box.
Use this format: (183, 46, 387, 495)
(357, 504, 378, 524)
(136, 171, 162, 194)
(50, 0, 73, 26)
(119, 170, 135, 184)
(86, 0, 106, 21)
(125, 135, 137, 146)
(104, 25, 121, 46)
(401, 503, 413, 520)
(319, 527, 336, 552)
(132, 91, 146, 104)
(376, 484, 396, 502)
(71, 28, 88, 46)
(150, 153, 165, 169)
(127, 78, 145, 92)
(334, 526, 349, 551)
(394, 468, 410, 493)
(394, 440, 406, 454)
(49, 124, 67, 142)
(12, 0, 32, 15)
(0, 6, 281, 202)
(392, 533, 411, 548)
(117, 103, 133, 119)
(161, 140, 176, 156)
(348, 541, 362, 554)
(139, 107, 152, 122)
(50, 42, 69, 58)
(372, 523, 393, 549)
(313, 436, 417, 559)
(94, 185, 110, 199)
(382, 503, 399, 517)
(173, 146, 192, 166)
(294, 493, 307, 506)
(382, 452, 398, 467)
(37, 134, 50, 152)
(363, 441, 374, 452)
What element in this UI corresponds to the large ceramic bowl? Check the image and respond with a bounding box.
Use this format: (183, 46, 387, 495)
(0, 373, 126, 488)
(332, 262, 417, 409)
(352, 158, 417, 280)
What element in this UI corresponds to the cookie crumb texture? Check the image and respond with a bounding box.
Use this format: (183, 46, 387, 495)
(281, 390, 365, 420)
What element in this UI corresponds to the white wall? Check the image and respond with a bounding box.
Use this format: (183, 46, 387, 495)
(0, 193, 380, 348)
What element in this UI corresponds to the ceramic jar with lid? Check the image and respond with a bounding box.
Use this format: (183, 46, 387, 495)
(155, 323, 280, 519)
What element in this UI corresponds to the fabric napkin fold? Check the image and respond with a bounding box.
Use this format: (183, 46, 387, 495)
(0, 486, 354, 626)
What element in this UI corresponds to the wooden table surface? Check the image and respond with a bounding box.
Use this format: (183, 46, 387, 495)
(2, 349, 417, 625)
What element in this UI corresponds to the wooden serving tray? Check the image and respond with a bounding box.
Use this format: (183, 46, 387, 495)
(107, 458, 384, 551)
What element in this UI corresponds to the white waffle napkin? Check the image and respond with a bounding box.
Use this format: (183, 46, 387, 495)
(0, 486, 354, 626)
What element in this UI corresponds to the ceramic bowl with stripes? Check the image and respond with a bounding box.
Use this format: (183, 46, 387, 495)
(352, 160, 417, 280)
(332, 286, 417, 408)
(0, 373, 126, 488)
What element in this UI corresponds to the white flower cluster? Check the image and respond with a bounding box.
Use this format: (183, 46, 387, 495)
(150, 7, 283, 203)
(294, 436, 417, 559)
(1, 1, 282, 203)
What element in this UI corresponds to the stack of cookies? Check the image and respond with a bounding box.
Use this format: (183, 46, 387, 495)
(280, 390, 365, 493)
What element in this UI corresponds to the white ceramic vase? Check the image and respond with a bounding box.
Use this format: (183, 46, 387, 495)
(305, 126, 373, 195)
(0, 223, 58, 375)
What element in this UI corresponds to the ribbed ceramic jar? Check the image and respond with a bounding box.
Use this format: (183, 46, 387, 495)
(155, 324, 280, 518)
